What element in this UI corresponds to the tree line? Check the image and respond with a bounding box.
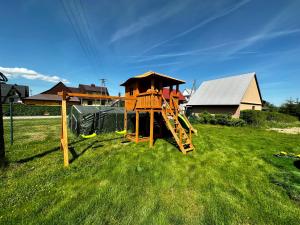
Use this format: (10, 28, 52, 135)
(263, 98, 300, 120)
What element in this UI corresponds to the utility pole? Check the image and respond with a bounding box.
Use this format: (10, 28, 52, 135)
(100, 78, 107, 105)
(191, 79, 197, 94)
(0, 72, 8, 167)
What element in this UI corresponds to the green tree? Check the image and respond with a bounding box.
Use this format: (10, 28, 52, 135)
(279, 98, 300, 120)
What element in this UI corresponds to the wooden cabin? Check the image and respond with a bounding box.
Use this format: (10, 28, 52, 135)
(121, 71, 184, 110)
(121, 71, 196, 153)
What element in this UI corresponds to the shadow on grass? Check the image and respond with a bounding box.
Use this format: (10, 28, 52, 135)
(0, 158, 9, 169)
(69, 136, 124, 164)
(294, 160, 300, 169)
(15, 138, 88, 164)
(15, 136, 125, 165)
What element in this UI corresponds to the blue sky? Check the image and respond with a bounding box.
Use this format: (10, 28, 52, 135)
(0, 0, 299, 105)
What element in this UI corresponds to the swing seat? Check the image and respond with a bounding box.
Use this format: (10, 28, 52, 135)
(81, 133, 97, 139)
(116, 130, 127, 135)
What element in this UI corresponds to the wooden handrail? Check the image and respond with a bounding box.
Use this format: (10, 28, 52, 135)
(137, 91, 160, 97)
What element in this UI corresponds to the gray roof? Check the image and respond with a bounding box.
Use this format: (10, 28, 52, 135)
(25, 94, 80, 102)
(187, 72, 257, 106)
(1, 83, 29, 98)
(79, 84, 109, 95)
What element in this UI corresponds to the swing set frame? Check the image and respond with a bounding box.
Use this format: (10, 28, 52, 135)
(58, 91, 136, 167)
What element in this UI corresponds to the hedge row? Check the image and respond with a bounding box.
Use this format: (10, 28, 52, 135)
(240, 110, 298, 126)
(189, 112, 246, 127)
(1, 104, 70, 116)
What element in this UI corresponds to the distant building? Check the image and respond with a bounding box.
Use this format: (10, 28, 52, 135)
(187, 73, 263, 118)
(162, 87, 185, 104)
(182, 88, 195, 102)
(0, 83, 29, 103)
(23, 82, 109, 106)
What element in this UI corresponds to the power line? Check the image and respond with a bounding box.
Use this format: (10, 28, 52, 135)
(60, 0, 98, 71)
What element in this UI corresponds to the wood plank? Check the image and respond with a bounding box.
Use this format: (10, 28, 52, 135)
(58, 92, 136, 100)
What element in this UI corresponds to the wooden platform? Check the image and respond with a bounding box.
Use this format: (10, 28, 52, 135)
(126, 133, 150, 143)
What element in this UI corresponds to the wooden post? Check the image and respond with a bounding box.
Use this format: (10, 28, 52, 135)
(61, 91, 69, 167)
(135, 110, 139, 143)
(169, 85, 173, 109)
(151, 78, 155, 90)
(150, 109, 154, 147)
(124, 108, 127, 134)
(175, 84, 179, 118)
(150, 77, 155, 147)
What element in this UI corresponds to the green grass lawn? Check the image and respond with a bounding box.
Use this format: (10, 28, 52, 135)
(1, 119, 300, 224)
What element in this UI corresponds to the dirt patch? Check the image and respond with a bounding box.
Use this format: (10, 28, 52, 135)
(268, 127, 300, 134)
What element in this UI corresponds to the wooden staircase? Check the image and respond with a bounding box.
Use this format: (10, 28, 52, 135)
(161, 96, 195, 154)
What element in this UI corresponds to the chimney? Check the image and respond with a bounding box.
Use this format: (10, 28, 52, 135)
(91, 84, 95, 87)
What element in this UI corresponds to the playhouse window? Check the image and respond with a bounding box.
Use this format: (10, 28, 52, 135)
(129, 87, 134, 96)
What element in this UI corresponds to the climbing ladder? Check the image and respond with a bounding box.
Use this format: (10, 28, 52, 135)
(161, 96, 194, 154)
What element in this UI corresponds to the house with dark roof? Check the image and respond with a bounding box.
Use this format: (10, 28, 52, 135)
(24, 82, 109, 106)
(187, 73, 263, 118)
(0, 83, 29, 103)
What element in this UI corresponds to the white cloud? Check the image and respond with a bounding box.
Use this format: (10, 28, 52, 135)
(0, 67, 69, 83)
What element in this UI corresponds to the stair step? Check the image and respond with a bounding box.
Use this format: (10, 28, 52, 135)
(184, 147, 194, 152)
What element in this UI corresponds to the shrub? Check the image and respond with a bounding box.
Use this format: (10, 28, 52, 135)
(240, 110, 298, 126)
(229, 118, 246, 127)
(188, 112, 245, 127)
(201, 112, 214, 124)
(215, 114, 231, 125)
(2, 104, 70, 116)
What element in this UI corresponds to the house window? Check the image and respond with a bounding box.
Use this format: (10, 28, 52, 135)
(252, 106, 255, 110)
(129, 87, 134, 96)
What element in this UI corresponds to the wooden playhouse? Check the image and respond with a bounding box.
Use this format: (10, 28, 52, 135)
(59, 71, 196, 166)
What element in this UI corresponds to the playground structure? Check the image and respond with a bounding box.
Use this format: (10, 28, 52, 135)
(59, 71, 196, 167)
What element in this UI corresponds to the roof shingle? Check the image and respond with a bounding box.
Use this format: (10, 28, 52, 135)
(188, 73, 257, 106)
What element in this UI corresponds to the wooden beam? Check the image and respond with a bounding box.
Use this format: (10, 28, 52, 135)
(58, 92, 135, 100)
(135, 111, 139, 143)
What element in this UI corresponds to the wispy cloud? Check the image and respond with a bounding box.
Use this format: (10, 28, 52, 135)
(131, 41, 234, 63)
(222, 29, 300, 59)
(221, 1, 300, 59)
(142, 0, 251, 54)
(0, 67, 69, 83)
(110, 1, 189, 43)
(135, 27, 300, 65)
(131, 61, 181, 69)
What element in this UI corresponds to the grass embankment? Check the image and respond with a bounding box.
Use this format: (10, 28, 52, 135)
(0, 119, 300, 224)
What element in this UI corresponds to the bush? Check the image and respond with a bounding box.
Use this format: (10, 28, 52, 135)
(2, 104, 70, 116)
(215, 114, 231, 125)
(229, 118, 246, 127)
(240, 110, 298, 126)
(188, 112, 245, 127)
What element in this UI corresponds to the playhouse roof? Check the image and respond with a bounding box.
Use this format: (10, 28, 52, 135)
(120, 71, 185, 87)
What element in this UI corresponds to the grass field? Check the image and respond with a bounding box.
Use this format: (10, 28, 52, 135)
(1, 119, 300, 224)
